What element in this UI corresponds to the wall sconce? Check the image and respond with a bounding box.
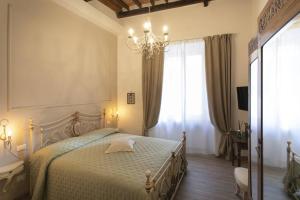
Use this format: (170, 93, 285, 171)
(0, 119, 12, 150)
(111, 109, 119, 121)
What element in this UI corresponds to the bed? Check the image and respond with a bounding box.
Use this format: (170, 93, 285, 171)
(284, 142, 300, 199)
(29, 111, 187, 200)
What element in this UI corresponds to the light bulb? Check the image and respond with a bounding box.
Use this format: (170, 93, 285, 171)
(163, 25, 168, 34)
(128, 28, 134, 37)
(143, 21, 151, 32)
(7, 127, 12, 137)
(133, 36, 138, 44)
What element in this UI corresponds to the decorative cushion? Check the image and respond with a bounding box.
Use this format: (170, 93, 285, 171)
(105, 138, 135, 154)
(234, 167, 248, 192)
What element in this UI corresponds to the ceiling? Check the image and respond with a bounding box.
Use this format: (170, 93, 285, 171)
(84, 0, 212, 18)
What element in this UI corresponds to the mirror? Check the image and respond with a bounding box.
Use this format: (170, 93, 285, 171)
(262, 13, 300, 199)
(250, 58, 259, 200)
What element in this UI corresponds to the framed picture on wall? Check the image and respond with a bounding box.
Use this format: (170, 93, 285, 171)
(127, 92, 135, 104)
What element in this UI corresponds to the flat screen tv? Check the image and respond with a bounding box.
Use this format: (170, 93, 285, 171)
(237, 86, 248, 111)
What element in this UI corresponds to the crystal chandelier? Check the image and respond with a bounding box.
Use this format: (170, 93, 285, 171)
(127, 21, 169, 59)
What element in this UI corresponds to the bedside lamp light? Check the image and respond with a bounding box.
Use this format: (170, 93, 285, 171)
(0, 119, 12, 150)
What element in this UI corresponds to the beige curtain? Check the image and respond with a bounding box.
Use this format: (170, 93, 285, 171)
(142, 50, 164, 136)
(204, 34, 232, 159)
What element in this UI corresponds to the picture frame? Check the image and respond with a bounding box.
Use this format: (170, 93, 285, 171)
(127, 92, 135, 104)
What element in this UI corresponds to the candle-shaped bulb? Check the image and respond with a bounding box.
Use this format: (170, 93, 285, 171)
(143, 21, 151, 32)
(163, 25, 168, 34)
(133, 36, 138, 44)
(7, 127, 12, 137)
(128, 28, 134, 37)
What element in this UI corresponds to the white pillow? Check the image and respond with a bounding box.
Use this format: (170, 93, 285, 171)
(105, 138, 135, 154)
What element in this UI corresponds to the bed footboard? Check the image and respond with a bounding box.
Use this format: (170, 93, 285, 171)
(145, 132, 187, 200)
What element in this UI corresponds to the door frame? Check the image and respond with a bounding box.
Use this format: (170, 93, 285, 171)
(248, 37, 258, 200)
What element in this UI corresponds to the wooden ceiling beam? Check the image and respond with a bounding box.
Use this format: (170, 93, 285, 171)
(113, 0, 130, 10)
(204, 0, 209, 7)
(118, 0, 212, 18)
(90, 0, 122, 12)
(150, 0, 155, 6)
(132, 0, 142, 8)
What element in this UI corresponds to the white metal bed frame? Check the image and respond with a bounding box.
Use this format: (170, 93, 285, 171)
(29, 111, 187, 200)
(286, 141, 300, 198)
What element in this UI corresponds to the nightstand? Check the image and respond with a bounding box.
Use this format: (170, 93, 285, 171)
(0, 149, 24, 192)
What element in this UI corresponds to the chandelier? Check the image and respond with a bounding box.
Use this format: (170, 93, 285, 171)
(127, 21, 169, 59)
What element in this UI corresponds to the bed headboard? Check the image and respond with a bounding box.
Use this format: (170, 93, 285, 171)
(29, 110, 106, 154)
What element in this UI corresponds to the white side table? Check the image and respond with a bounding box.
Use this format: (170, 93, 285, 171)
(0, 149, 24, 192)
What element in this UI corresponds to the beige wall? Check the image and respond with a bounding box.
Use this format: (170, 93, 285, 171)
(253, 0, 269, 17)
(251, 0, 269, 35)
(0, 0, 117, 198)
(117, 0, 255, 134)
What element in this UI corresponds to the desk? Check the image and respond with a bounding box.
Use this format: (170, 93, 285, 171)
(231, 134, 248, 167)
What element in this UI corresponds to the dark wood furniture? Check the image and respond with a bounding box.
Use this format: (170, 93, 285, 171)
(231, 134, 248, 167)
(249, 1, 300, 200)
(248, 37, 258, 200)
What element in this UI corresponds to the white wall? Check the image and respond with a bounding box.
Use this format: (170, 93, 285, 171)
(117, 0, 255, 134)
(0, 0, 118, 198)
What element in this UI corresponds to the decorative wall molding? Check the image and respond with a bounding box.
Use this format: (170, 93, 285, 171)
(259, 0, 290, 33)
(248, 37, 258, 56)
(5, 1, 114, 111)
(9, 103, 101, 111)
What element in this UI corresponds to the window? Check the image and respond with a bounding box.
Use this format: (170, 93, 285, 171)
(149, 40, 216, 154)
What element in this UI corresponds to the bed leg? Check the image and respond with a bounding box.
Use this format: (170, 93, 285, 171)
(287, 141, 291, 169)
(182, 131, 188, 172)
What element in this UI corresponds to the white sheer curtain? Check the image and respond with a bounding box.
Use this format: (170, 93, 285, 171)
(263, 25, 300, 168)
(149, 39, 216, 155)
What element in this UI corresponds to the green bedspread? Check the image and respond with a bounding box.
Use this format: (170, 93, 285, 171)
(30, 128, 179, 200)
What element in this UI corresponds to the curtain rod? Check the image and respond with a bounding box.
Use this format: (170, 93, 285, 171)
(169, 33, 235, 43)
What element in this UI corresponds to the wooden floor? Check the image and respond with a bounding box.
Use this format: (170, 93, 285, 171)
(175, 155, 240, 200)
(251, 163, 291, 200)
